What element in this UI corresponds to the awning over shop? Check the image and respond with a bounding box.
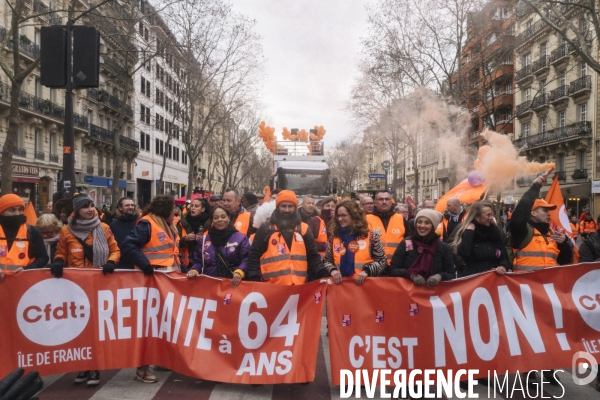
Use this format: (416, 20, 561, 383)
(13, 175, 40, 183)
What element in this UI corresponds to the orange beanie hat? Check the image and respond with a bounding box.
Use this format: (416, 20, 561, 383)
(275, 190, 298, 208)
(0, 194, 25, 215)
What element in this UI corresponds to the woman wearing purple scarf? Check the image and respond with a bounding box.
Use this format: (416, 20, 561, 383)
(389, 209, 455, 286)
(187, 206, 250, 287)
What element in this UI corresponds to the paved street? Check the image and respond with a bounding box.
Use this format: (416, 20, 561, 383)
(33, 317, 600, 400)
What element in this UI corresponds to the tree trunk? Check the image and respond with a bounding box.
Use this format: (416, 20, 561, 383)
(1, 82, 23, 195)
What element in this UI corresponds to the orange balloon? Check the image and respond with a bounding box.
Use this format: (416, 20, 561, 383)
(478, 145, 491, 159)
(474, 159, 482, 170)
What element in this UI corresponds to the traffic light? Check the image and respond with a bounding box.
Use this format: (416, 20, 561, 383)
(40, 27, 67, 87)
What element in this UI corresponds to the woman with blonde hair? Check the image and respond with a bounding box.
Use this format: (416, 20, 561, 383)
(35, 213, 63, 262)
(450, 200, 509, 277)
(323, 199, 387, 285)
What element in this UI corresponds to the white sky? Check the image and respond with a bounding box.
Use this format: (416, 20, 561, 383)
(228, 0, 370, 145)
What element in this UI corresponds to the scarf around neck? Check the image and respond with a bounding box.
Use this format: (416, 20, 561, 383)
(338, 227, 356, 277)
(208, 224, 239, 249)
(405, 237, 438, 279)
(68, 216, 109, 267)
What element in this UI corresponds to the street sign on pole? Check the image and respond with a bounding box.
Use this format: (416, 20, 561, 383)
(382, 160, 391, 171)
(369, 174, 386, 179)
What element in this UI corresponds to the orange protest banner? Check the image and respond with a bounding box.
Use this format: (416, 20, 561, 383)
(327, 264, 600, 385)
(0, 270, 327, 384)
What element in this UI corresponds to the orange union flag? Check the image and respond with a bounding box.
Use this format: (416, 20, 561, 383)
(545, 175, 571, 233)
(435, 179, 487, 213)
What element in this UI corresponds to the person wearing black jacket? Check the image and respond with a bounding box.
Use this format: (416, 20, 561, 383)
(450, 200, 509, 277)
(246, 190, 340, 284)
(389, 209, 454, 285)
(110, 197, 139, 269)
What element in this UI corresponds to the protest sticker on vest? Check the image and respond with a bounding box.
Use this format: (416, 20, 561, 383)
(1, 270, 328, 384)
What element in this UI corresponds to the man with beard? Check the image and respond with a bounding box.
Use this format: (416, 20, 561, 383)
(222, 188, 254, 236)
(367, 190, 406, 266)
(110, 197, 139, 269)
(298, 195, 318, 223)
(0, 194, 48, 281)
(247, 190, 341, 284)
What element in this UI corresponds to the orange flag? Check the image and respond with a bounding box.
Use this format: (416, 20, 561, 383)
(24, 201, 37, 225)
(435, 180, 487, 213)
(545, 176, 579, 263)
(544, 175, 571, 233)
(264, 187, 271, 203)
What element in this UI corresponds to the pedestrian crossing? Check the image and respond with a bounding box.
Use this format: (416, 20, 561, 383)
(34, 318, 600, 399)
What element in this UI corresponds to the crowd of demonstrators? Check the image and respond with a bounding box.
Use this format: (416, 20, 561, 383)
(367, 190, 406, 265)
(580, 212, 597, 240)
(389, 209, 455, 286)
(360, 196, 374, 215)
(323, 200, 387, 285)
(222, 188, 254, 237)
(436, 197, 466, 243)
(35, 214, 62, 263)
(110, 197, 139, 270)
(177, 198, 210, 269)
(298, 194, 318, 223)
(188, 206, 251, 286)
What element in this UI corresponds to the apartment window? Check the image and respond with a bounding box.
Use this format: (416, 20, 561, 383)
(540, 42, 547, 58)
(140, 105, 146, 123)
(558, 110, 566, 127)
(141, 77, 146, 95)
(523, 123, 531, 137)
(155, 113, 160, 129)
(556, 153, 565, 172)
(155, 88, 159, 104)
(98, 151, 103, 170)
(49, 132, 57, 156)
(539, 79, 546, 95)
(579, 103, 587, 122)
(35, 78, 42, 98)
(141, 131, 146, 150)
(87, 109, 93, 126)
(34, 130, 43, 153)
(144, 28, 149, 42)
(523, 53, 531, 67)
(558, 71, 566, 87)
(50, 88, 57, 103)
(539, 118, 547, 133)
(167, 144, 172, 159)
(581, 62, 587, 77)
(160, 140, 164, 155)
(524, 87, 531, 102)
(139, 22, 143, 35)
(182, 151, 188, 165)
(577, 150, 586, 169)
(155, 138, 160, 155)
(143, 133, 150, 151)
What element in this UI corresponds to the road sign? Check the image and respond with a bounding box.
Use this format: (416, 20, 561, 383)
(382, 160, 391, 171)
(369, 174, 386, 179)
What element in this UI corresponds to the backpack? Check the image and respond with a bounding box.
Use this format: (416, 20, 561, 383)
(504, 226, 534, 270)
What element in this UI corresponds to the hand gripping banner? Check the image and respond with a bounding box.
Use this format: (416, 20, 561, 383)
(0, 270, 328, 384)
(327, 263, 600, 385)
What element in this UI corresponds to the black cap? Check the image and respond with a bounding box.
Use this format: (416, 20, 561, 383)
(210, 195, 221, 201)
(243, 192, 258, 205)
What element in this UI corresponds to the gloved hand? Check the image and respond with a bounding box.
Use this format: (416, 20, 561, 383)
(0, 368, 43, 400)
(142, 265, 155, 275)
(427, 274, 442, 287)
(102, 261, 115, 275)
(410, 274, 426, 286)
(49, 259, 64, 278)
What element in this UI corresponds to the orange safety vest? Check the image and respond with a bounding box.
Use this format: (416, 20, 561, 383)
(260, 223, 309, 285)
(366, 214, 405, 264)
(0, 224, 32, 273)
(314, 217, 328, 256)
(507, 210, 512, 220)
(331, 234, 373, 276)
(580, 220, 597, 233)
(513, 228, 560, 272)
(178, 223, 190, 268)
(139, 215, 180, 270)
(569, 222, 579, 239)
(233, 211, 251, 235)
(435, 214, 466, 239)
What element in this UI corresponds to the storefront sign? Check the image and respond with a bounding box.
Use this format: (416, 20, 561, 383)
(591, 180, 600, 194)
(12, 164, 39, 176)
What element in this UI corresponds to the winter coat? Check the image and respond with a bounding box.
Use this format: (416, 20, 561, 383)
(190, 231, 250, 277)
(54, 223, 120, 267)
(579, 231, 600, 262)
(456, 225, 509, 277)
(389, 238, 455, 281)
(110, 214, 139, 269)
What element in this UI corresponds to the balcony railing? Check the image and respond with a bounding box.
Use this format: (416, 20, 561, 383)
(550, 44, 569, 64)
(14, 147, 26, 157)
(34, 151, 44, 160)
(515, 64, 532, 82)
(33, 0, 62, 25)
(87, 166, 94, 175)
(0, 27, 41, 59)
(49, 154, 58, 163)
(516, 100, 532, 115)
(513, 121, 591, 149)
(549, 85, 569, 102)
(568, 75, 591, 95)
(532, 56, 549, 73)
(88, 124, 140, 152)
(516, 19, 547, 46)
(120, 136, 139, 151)
(0, 82, 88, 129)
(554, 171, 566, 181)
(531, 94, 549, 109)
(437, 168, 449, 179)
(572, 169, 588, 180)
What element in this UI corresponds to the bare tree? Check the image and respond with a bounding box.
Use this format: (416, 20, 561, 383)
(246, 148, 271, 192)
(326, 138, 366, 196)
(164, 0, 262, 201)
